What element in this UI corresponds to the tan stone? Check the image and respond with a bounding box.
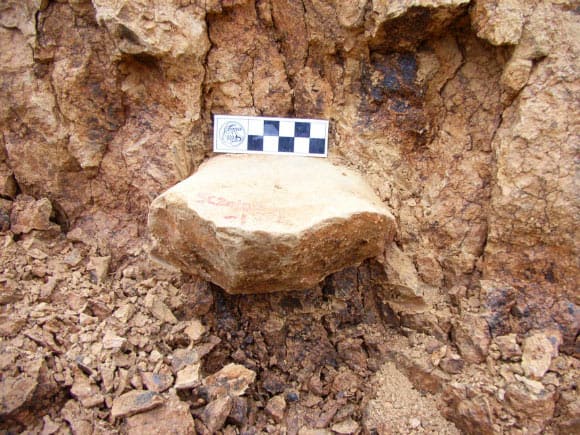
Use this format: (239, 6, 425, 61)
(521, 332, 559, 380)
(202, 363, 256, 400)
(298, 430, 332, 435)
(0, 0, 576, 312)
(501, 57, 532, 93)
(494, 334, 522, 361)
(0, 356, 59, 421)
(141, 372, 173, 394)
(183, 319, 206, 343)
(470, 0, 524, 46)
(70, 371, 104, 408)
(174, 364, 201, 390)
(336, 0, 367, 28)
(331, 419, 359, 435)
(485, 2, 579, 298)
(415, 253, 444, 288)
(10, 195, 59, 235)
(265, 394, 286, 423)
(60, 399, 96, 435)
(125, 393, 195, 435)
(0, 315, 26, 338)
(149, 154, 395, 294)
(379, 244, 428, 313)
(103, 331, 126, 350)
(113, 304, 135, 323)
(452, 313, 491, 364)
(41, 415, 60, 435)
(505, 380, 556, 423)
(170, 339, 220, 373)
(92, 0, 209, 59)
(201, 395, 232, 433)
(0, 164, 17, 199)
(111, 390, 164, 419)
(87, 256, 111, 284)
(144, 294, 177, 324)
(207, 1, 292, 115)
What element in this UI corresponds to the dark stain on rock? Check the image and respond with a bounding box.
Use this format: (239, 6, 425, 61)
(133, 52, 160, 68)
(398, 52, 417, 85)
(118, 24, 141, 45)
(391, 99, 410, 113)
(382, 68, 401, 92)
(359, 51, 428, 146)
(544, 263, 556, 283)
(369, 7, 432, 51)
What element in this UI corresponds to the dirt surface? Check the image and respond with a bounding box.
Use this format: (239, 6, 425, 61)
(365, 362, 459, 434)
(1, 0, 579, 433)
(0, 230, 459, 434)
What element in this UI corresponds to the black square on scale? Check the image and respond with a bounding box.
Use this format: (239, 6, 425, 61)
(309, 138, 325, 154)
(295, 122, 310, 137)
(264, 120, 280, 136)
(278, 137, 294, 152)
(248, 135, 263, 151)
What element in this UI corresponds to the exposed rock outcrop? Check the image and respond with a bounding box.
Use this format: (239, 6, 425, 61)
(0, 0, 578, 433)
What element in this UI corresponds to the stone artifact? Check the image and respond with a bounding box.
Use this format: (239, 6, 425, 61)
(149, 154, 395, 294)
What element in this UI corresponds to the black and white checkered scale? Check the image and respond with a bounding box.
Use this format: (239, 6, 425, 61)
(214, 115, 328, 157)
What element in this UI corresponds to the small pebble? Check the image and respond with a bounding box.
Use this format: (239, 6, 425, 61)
(286, 391, 299, 402)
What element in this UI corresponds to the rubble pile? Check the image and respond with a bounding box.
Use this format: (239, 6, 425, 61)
(1, 213, 578, 433)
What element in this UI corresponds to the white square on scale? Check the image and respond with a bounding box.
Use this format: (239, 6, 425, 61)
(310, 122, 327, 139)
(248, 118, 264, 136)
(279, 121, 294, 137)
(263, 136, 278, 153)
(294, 137, 309, 154)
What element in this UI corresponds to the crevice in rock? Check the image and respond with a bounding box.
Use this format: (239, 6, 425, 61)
(49, 199, 69, 233)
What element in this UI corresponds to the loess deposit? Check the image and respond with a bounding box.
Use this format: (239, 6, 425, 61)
(0, 0, 578, 434)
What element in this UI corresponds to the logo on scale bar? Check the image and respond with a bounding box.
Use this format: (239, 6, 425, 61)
(219, 121, 246, 148)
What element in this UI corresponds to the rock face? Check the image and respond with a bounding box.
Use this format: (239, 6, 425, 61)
(148, 154, 395, 294)
(0, 0, 579, 433)
(1, 0, 576, 302)
(481, 3, 579, 301)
